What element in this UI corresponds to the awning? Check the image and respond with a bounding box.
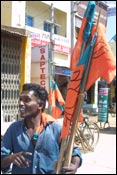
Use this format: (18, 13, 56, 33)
(1, 25, 28, 36)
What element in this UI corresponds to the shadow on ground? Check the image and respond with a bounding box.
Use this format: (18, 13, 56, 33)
(99, 126, 116, 135)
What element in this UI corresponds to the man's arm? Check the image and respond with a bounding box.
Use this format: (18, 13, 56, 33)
(1, 154, 14, 169)
(1, 152, 32, 169)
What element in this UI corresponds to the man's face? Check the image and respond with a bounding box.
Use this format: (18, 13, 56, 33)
(19, 90, 40, 119)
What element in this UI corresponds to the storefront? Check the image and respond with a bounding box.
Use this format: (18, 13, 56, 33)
(55, 66, 71, 100)
(55, 66, 98, 110)
(1, 26, 31, 131)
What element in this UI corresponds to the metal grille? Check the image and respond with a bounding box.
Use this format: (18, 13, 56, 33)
(1, 33, 22, 122)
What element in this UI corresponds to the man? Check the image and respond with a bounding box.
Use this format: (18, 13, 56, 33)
(1, 83, 82, 174)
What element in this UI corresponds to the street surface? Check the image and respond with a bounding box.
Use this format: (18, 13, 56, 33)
(57, 114, 116, 174)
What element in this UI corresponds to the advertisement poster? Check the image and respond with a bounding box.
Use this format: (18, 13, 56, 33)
(98, 88, 109, 122)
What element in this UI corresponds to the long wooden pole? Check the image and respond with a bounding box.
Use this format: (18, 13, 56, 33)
(56, 137, 67, 174)
(63, 10, 101, 168)
(56, 10, 101, 173)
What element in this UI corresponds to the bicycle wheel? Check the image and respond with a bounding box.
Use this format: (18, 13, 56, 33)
(87, 121, 100, 148)
(75, 122, 94, 152)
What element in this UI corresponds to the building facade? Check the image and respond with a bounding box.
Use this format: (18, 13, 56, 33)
(1, 1, 115, 121)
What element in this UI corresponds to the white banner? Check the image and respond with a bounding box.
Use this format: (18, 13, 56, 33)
(25, 26, 70, 55)
(32, 45, 49, 92)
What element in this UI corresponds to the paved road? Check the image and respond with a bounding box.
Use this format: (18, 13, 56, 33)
(58, 115, 116, 174)
(76, 126, 116, 174)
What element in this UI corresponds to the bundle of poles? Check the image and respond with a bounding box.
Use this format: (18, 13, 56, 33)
(56, 2, 101, 174)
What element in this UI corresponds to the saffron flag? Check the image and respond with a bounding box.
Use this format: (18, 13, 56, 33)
(48, 80, 65, 119)
(70, 0, 96, 71)
(60, 11, 116, 139)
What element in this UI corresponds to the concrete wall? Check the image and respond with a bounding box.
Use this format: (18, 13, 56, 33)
(1, 1, 12, 26)
(1, 1, 26, 28)
(26, 1, 67, 37)
(12, 1, 26, 28)
(42, 1, 71, 37)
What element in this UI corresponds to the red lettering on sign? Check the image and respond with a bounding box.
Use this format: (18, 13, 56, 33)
(40, 62, 45, 67)
(40, 68, 45, 73)
(40, 74, 46, 79)
(40, 48, 45, 54)
(40, 80, 46, 86)
(40, 55, 45, 61)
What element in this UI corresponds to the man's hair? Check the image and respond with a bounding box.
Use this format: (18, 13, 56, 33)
(22, 83, 48, 111)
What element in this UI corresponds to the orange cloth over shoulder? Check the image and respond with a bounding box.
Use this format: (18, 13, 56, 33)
(36, 112, 56, 134)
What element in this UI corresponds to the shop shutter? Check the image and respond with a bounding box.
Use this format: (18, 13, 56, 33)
(1, 33, 22, 122)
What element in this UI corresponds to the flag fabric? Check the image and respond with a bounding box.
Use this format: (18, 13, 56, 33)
(70, 17, 87, 71)
(86, 23, 116, 89)
(48, 80, 65, 119)
(70, 23, 116, 87)
(70, 1, 96, 71)
(60, 6, 116, 139)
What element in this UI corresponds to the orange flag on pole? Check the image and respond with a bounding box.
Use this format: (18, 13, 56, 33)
(60, 22, 116, 139)
(71, 22, 116, 89)
(70, 17, 87, 71)
(86, 23, 116, 90)
(48, 80, 65, 119)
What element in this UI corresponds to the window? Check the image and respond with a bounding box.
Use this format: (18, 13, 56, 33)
(54, 25, 58, 34)
(44, 22, 58, 34)
(26, 16, 34, 27)
(44, 22, 50, 32)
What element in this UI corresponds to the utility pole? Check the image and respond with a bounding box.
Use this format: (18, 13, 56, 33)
(47, 3, 55, 114)
(46, 3, 60, 114)
(71, 1, 76, 53)
(45, 3, 55, 88)
(48, 3, 61, 81)
(71, 1, 80, 52)
(49, 3, 55, 81)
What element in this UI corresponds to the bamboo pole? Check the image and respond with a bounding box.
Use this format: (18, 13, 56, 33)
(56, 138, 67, 174)
(63, 9, 101, 168)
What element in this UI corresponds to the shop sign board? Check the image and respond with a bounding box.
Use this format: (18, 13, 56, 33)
(32, 45, 49, 92)
(55, 66, 71, 76)
(26, 26, 70, 55)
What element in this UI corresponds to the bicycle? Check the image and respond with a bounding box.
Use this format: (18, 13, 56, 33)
(75, 111, 100, 153)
